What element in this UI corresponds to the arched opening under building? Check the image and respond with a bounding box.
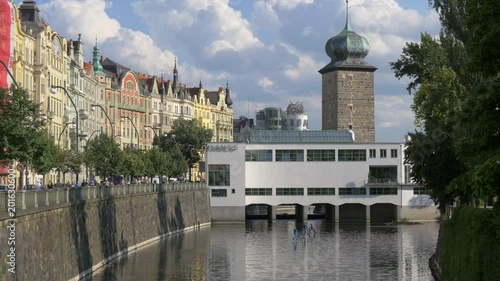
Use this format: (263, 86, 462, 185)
(370, 203, 398, 223)
(339, 203, 366, 222)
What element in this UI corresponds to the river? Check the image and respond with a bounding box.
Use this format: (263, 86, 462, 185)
(88, 220, 439, 281)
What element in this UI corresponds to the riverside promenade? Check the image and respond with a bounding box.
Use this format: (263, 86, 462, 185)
(0, 183, 211, 281)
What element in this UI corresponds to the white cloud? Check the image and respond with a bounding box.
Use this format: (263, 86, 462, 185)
(257, 77, 274, 91)
(269, 0, 315, 10)
(34, 0, 439, 141)
(375, 95, 414, 129)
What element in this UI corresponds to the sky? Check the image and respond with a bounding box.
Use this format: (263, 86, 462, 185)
(28, 0, 440, 142)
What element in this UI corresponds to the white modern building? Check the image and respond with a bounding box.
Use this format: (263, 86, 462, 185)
(205, 131, 439, 223)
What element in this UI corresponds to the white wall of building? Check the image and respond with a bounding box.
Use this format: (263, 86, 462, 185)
(205, 142, 439, 221)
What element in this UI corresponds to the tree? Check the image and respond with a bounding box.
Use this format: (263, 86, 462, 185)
(122, 148, 146, 180)
(84, 134, 124, 179)
(30, 131, 62, 175)
(143, 147, 169, 181)
(392, 0, 500, 210)
(157, 118, 212, 180)
(0, 87, 46, 164)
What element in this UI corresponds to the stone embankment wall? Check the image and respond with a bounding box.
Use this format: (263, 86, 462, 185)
(0, 189, 210, 281)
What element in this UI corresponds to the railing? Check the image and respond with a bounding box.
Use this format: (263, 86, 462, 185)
(367, 177, 399, 184)
(0, 182, 206, 214)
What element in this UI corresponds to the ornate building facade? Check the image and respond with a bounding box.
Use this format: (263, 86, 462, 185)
(6, 0, 234, 185)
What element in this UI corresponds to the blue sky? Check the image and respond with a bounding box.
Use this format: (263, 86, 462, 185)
(31, 0, 440, 142)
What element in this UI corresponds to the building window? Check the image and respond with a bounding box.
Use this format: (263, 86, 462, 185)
(414, 187, 431, 195)
(405, 165, 412, 184)
(276, 188, 304, 196)
(369, 188, 398, 195)
(380, 149, 387, 158)
(307, 188, 335, 195)
(391, 149, 398, 158)
(369, 149, 376, 158)
(307, 150, 335, 161)
(211, 189, 227, 197)
(275, 150, 304, 162)
(338, 149, 366, 161)
(245, 188, 272, 196)
(245, 150, 272, 161)
(338, 188, 366, 195)
(208, 164, 230, 186)
(368, 166, 398, 184)
(232, 189, 235, 194)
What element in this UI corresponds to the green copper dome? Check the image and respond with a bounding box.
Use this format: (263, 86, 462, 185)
(325, 23, 370, 64)
(319, 1, 376, 74)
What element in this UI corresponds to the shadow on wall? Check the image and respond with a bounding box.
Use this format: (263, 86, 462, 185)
(98, 187, 128, 277)
(70, 202, 92, 280)
(409, 195, 436, 207)
(156, 188, 186, 280)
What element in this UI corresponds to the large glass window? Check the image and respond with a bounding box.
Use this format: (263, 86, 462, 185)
(211, 189, 227, 197)
(338, 188, 366, 195)
(245, 188, 273, 196)
(338, 149, 366, 161)
(208, 164, 230, 186)
(275, 150, 304, 162)
(307, 150, 335, 161)
(368, 166, 398, 184)
(276, 188, 304, 195)
(414, 187, 431, 195)
(307, 188, 336, 195)
(245, 150, 273, 161)
(369, 188, 398, 195)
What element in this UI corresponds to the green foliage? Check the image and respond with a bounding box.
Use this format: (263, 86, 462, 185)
(30, 131, 62, 174)
(392, 1, 500, 211)
(442, 207, 500, 280)
(143, 147, 169, 178)
(64, 150, 83, 174)
(0, 87, 46, 164)
(84, 134, 124, 179)
(391, 33, 447, 95)
(122, 148, 146, 178)
(160, 118, 213, 168)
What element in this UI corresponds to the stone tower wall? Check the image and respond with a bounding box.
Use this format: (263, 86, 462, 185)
(322, 69, 375, 142)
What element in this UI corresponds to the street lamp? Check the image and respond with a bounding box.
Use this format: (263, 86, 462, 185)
(0, 60, 20, 89)
(87, 129, 101, 142)
(91, 104, 114, 137)
(57, 121, 74, 184)
(121, 116, 139, 149)
(144, 125, 159, 149)
(51, 85, 81, 184)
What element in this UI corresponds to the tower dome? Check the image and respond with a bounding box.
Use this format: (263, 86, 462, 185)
(319, 0, 375, 74)
(325, 22, 370, 64)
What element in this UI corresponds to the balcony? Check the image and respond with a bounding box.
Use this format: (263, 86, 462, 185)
(118, 103, 146, 113)
(367, 177, 399, 185)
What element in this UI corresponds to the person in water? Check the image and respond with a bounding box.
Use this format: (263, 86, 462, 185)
(303, 223, 308, 235)
(309, 224, 316, 235)
(293, 227, 298, 240)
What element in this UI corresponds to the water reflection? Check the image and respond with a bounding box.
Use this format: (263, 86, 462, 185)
(90, 221, 438, 281)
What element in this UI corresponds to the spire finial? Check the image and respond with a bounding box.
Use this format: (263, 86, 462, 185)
(346, 0, 350, 29)
(95, 36, 97, 46)
(174, 57, 177, 70)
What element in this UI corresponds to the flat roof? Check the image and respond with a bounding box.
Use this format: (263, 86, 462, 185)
(247, 130, 354, 143)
